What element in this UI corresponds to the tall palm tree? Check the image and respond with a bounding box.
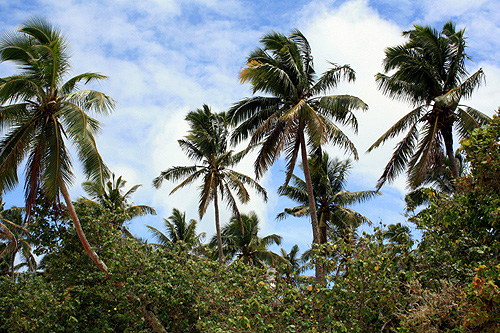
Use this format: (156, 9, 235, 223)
(368, 21, 490, 190)
(209, 212, 284, 267)
(229, 30, 367, 281)
(277, 153, 379, 246)
(153, 105, 267, 264)
(0, 18, 115, 276)
(82, 173, 156, 228)
(147, 208, 205, 252)
(0, 205, 36, 279)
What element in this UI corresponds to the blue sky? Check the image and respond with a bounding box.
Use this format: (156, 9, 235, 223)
(1, 0, 499, 259)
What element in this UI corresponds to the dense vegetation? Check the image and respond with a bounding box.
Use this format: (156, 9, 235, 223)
(0, 18, 498, 332)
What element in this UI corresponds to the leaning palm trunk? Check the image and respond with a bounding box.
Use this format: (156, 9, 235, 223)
(299, 131, 324, 283)
(60, 182, 110, 278)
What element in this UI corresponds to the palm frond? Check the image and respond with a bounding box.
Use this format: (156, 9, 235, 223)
(375, 123, 420, 190)
(60, 72, 109, 95)
(146, 225, 172, 247)
(368, 105, 424, 152)
(153, 166, 199, 188)
(310, 64, 356, 95)
(63, 90, 115, 116)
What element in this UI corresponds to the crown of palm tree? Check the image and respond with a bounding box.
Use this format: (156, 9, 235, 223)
(278, 153, 379, 242)
(0, 17, 115, 215)
(369, 21, 489, 190)
(147, 208, 205, 251)
(209, 212, 284, 267)
(405, 150, 466, 211)
(0, 18, 115, 276)
(279, 244, 308, 284)
(229, 30, 367, 183)
(82, 173, 156, 226)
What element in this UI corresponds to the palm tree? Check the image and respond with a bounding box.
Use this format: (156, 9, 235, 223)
(279, 244, 305, 285)
(229, 30, 367, 281)
(277, 152, 379, 246)
(147, 208, 205, 252)
(82, 173, 156, 229)
(368, 21, 490, 190)
(153, 105, 267, 264)
(0, 205, 37, 279)
(209, 212, 284, 267)
(383, 223, 413, 248)
(0, 18, 115, 276)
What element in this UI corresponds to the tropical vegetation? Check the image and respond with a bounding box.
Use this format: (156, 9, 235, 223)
(0, 17, 498, 332)
(208, 212, 284, 267)
(0, 204, 36, 279)
(278, 152, 379, 245)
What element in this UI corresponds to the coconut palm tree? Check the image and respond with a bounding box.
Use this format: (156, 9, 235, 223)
(0, 205, 36, 279)
(209, 212, 284, 267)
(229, 30, 367, 281)
(82, 173, 156, 229)
(153, 105, 267, 264)
(383, 223, 413, 248)
(147, 208, 205, 252)
(278, 244, 306, 285)
(277, 152, 379, 246)
(0, 18, 115, 276)
(368, 21, 490, 190)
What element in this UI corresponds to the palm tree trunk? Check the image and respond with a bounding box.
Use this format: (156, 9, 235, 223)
(442, 127, 459, 179)
(298, 130, 323, 283)
(214, 190, 224, 265)
(318, 212, 327, 244)
(318, 212, 327, 283)
(11, 250, 16, 281)
(60, 182, 110, 279)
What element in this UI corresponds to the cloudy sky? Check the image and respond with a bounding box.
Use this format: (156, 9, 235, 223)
(1, 0, 499, 256)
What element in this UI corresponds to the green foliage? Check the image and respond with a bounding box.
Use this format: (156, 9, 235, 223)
(460, 109, 500, 196)
(0, 198, 416, 332)
(413, 111, 500, 285)
(463, 264, 500, 331)
(396, 110, 500, 331)
(322, 227, 414, 331)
